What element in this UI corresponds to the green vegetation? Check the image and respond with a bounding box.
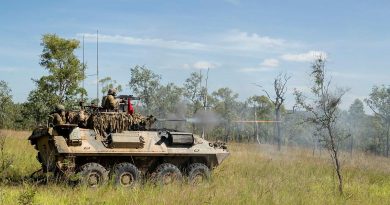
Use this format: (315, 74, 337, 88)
(1, 33, 390, 204)
(25, 34, 86, 126)
(294, 57, 348, 194)
(0, 130, 390, 205)
(1, 34, 389, 159)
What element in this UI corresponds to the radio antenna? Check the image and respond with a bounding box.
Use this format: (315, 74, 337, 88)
(96, 30, 99, 106)
(82, 35, 85, 101)
(201, 67, 210, 139)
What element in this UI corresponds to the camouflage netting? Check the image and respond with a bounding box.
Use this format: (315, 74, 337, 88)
(210, 140, 228, 150)
(87, 112, 155, 136)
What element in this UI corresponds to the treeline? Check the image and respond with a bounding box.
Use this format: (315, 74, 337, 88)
(0, 34, 389, 157)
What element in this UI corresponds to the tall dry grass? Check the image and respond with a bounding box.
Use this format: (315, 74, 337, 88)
(0, 130, 390, 204)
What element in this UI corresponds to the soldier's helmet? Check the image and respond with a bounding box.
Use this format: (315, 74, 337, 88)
(108, 88, 117, 96)
(55, 104, 65, 112)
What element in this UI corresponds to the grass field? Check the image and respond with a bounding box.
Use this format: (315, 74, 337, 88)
(1, 130, 390, 205)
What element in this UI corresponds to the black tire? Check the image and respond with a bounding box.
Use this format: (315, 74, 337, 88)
(78, 162, 109, 187)
(187, 163, 210, 185)
(111, 162, 140, 188)
(152, 163, 183, 185)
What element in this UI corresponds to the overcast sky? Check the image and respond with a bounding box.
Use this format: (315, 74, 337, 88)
(0, 0, 389, 111)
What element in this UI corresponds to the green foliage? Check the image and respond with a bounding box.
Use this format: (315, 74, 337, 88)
(365, 85, 390, 120)
(0, 82, 35, 129)
(0, 133, 13, 182)
(294, 58, 348, 145)
(2, 135, 390, 204)
(294, 57, 348, 194)
(24, 34, 86, 125)
(247, 95, 274, 119)
(0, 81, 13, 129)
(183, 72, 205, 114)
(348, 99, 365, 118)
(128, 66, 186, 124)
(129, 65, 161, 114)
(365, 85, 390, 156)
(153, 83, 183, 118)
(17, 184, 36, 205)
(25, 89, 53, 126)
(283, 111, 312, 146)
(38, 34, 86, 103)
(211, 87, 239, 120)
(99, 77, 123, 97)
(208, 88, 239, 140)
(344, 99, 366, 153)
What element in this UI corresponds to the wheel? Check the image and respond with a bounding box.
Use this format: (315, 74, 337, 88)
(78, 162, 109, 187)
(187, 163, 210, 185)
(152, 163, 183, 185)
(111, 162, 140, 188)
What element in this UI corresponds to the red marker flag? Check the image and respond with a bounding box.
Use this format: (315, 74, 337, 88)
(128, 98, 134, 115)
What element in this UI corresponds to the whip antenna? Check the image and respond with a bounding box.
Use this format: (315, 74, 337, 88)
(82, 35, 85, 101)
(96, 30, 99, 106)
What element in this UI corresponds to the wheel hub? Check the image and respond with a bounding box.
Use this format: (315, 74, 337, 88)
(192, 173, 205, 185)
(87, 172, 100, 187)
(120, 172, 134, 187)
(162, 172, 176, 185)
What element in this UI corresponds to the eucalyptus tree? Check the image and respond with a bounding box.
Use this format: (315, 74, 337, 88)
(347, 99, 366, 155)
(99, 77, 123, 97)
(257, 73, 290, 150)
(365, 85, 390, 157)
(294, 57, 348, 195)
(0, 81, 13, 129)
(129, 65, 161, 114)
(26, 34, 86, 124)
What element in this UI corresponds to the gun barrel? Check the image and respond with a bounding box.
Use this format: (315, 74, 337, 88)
(117, 95, 140, 100)
(157, 118, 187, 122)
(234, 120, 282, 123)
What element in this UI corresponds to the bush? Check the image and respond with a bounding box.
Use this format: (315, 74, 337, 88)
(0, 132, 13, 182)
(17, 184, 36, 205)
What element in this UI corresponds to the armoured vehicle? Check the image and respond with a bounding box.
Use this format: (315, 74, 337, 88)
(28, 97, 229, 187)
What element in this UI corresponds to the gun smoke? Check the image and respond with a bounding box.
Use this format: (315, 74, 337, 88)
(156, 101, 223, 132)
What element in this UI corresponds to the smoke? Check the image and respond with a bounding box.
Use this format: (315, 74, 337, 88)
(166, 102, 187, 120)
(157, 101, 224, 132)
(162, 102, 188, 131)
(187, 109, 223, 129)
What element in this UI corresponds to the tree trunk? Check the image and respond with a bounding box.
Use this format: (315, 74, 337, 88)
(224, 122, 230, 142)
(328, 127, 343, 195)
(350, 135, 354, 157)
(333, 147, 343, 195)
(386, 123, 390, 157)
(275, 109, 281, 151)
(312, 137, 316, 156)
(254, 106, 260, 144)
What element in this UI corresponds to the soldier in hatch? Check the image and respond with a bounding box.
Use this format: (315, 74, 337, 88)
(52, 104, 66, 126)
(102, 88, 120, 110)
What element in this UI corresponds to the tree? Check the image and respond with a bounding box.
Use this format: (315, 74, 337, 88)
(26, 34, 86, 124)
(0, 130, 13, 180)
(246, 95, 274, 143)
(183, 72, 204, 115)
(0, 81, 13, 129)
(210, 88, 239, 142)
(257, 73, 290, 150)
(183, 72, 206, 133)
(129, 65, 161, 114)
(153, 83, 183, 118)
(99, 77, 123, 96)
(294, 57, 348, 195)
(347, 99, 365, 155)
(364, 115, 384, 155)
(38, 34, 86, 103)
(25, 89, 55, 125)
(365, 85, 390, 157)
